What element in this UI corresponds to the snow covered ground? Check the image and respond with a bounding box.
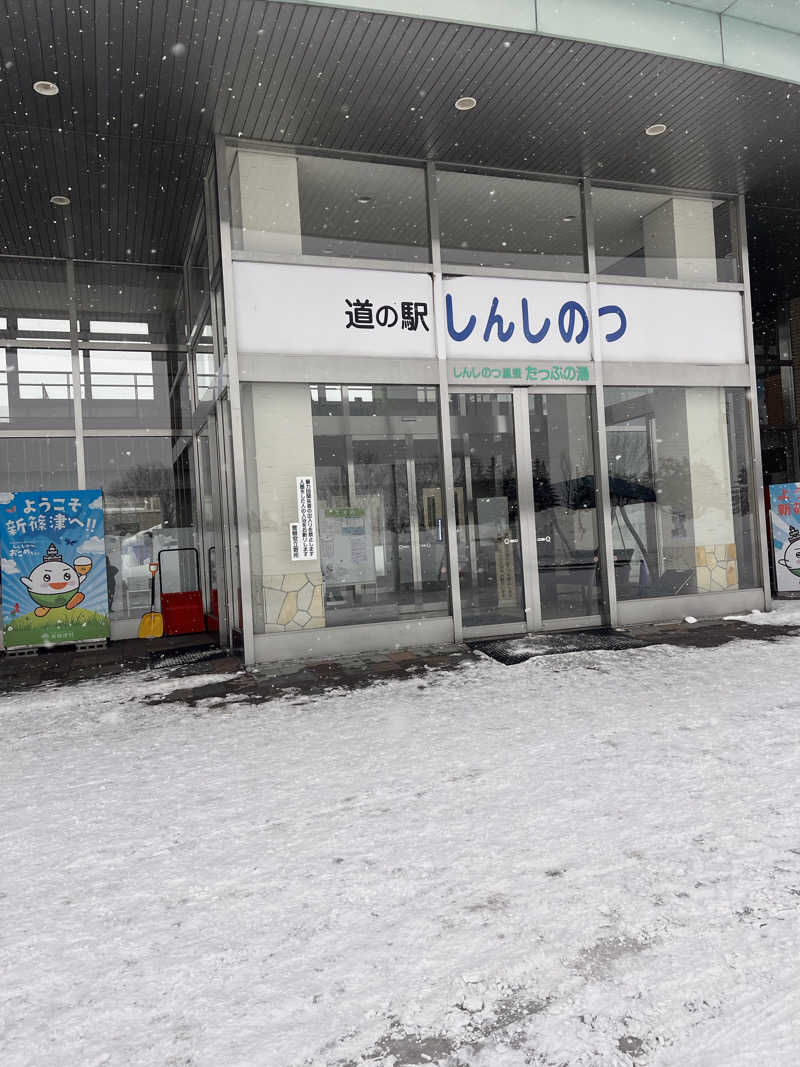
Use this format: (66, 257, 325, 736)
(3, 612, 800, 1066)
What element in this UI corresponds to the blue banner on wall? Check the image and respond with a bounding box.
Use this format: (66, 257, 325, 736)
(1, 490, 110, 648)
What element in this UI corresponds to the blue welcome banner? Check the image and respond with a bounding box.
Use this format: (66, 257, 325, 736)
(1, 489, 110, 649)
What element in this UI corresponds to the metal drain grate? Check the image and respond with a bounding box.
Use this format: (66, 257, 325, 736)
(471, 640, 533, 665)
(149, 647, 234, 669)
(471, 631, 646, 665)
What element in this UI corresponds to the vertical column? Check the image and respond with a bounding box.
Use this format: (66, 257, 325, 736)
(582, 179, 618, 628)
(66, 259, 86, 490)
(426, 161, 463, 642)
(513, 388, 541, 632)
(215, 135, 257, 663)
(738, 194, 773, 610)
(643, 197, 717, 283)
(405, 435, 423, 592)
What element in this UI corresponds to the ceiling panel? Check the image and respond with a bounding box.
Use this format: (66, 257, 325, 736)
(0, 1, 799, 265)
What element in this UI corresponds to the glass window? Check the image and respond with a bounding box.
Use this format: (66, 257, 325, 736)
(530, 392, 601, 619)
(449, 392, 525, 627)
(0, 348, 74, 429)
(760, 427, 799, 486)
(605, 386, 758, 600)
(242, 383, 448, 634)
(219, 398, 242, 635)
(196, 422, 218, 627)
(230, 150, 430, 262)
(188, 213, 209, 336)
(592, 188, 739, 283)
(84, 437, 196, 621)
(0, 258, 70, 340)
(0, 437, 77, 492)
(194, 319, 216, 406)
(205, 167, 221, 276)
(756, 362, 796, 429)
(75, 262, 185, 345)
(80, 350, 186, 430)
(438, 170, 584, 272)
(312, 385, 447, 626)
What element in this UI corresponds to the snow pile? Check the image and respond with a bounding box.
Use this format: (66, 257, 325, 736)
(2, 641, 800, 1066)
(726, 601, 800, 626)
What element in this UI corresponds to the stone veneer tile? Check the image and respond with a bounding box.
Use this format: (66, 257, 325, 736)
(264, 585, 286, 626)
(278, 591, 298, 625)
(310, 584, 324, 618)
(297, 583, 313, 612)
(282, 573, 307, 592)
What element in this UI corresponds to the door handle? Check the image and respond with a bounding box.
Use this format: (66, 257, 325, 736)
(537, 536, 552, 543)
(503, 537, 520, 544)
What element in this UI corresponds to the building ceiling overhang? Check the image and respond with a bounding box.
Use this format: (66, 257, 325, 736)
(1, 0, 799, 264)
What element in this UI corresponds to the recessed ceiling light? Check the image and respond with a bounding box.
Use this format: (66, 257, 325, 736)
(49, 194, 70, 206)
(34, 80, 59, 96)
(645, 122, 667, 136)
(561, 214, 577, 222)
(454, 96, 477, 111)
(355, 194, 373, 204)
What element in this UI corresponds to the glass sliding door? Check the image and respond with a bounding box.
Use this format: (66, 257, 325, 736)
(528, 392, 602, 620)
(449, 392, 525, 628)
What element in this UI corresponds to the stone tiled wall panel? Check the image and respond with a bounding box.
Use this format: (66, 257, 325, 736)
(264, 571, 325, 632)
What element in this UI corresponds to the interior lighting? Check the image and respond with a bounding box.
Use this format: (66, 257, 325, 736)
(34, 80, 59, 96)
(645, 122, 667, 136)
(561, 215, 577, 222)
(49, 194, 70, 206)
(454, 96, 477, 111)
(355, 195, 373, 204)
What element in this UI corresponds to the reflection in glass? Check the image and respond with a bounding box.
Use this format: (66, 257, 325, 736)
(219, 397, 242, 635)
(450, 392, 525, 626)
(75, 261, 184, 344)
(438, 170, 584, 272)
(195, 319, 216, 405)
(605, 387, 758, 600)
(312, 385, 448, 626)
(230, 150, 430, 262)
(196, 422, 219, 629)
(80, 350, 188, 430)
(188, 211, 209, 335)
(84, 437, 196, 620)
(756, 362, 796, 430)
(592, 187, 739, 282)
(529, 392, 601, 618)
(0, 348, 74, 428)
(0, 437, 77, 492)
(0, 258, 69, 339)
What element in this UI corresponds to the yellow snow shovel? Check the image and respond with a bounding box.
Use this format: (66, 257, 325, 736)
(138, 561, 164, 638)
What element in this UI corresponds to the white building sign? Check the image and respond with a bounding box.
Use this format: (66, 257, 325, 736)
(443, 277, 594, 361)
(290, 476, 317, 561)
(444, 276, 745, 363)
(234, 262, 746, 366)
(597, 283, 745, 364)
(233, 262, 435, 358)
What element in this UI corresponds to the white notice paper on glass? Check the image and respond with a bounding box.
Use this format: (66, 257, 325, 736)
(290, 476, 317, 561)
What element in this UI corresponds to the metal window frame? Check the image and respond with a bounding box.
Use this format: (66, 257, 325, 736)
(738, 193, 772, 609)
(214, 134, 257, 664)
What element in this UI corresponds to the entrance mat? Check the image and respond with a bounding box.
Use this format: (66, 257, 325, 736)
(470, 631, 646, 665)
(148, 646, 234, 669)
